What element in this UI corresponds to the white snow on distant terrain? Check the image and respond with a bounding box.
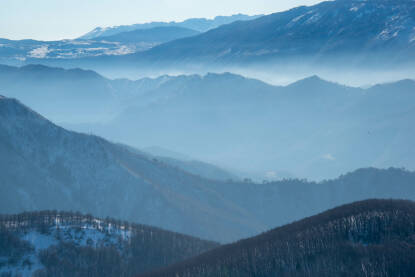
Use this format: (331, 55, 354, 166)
(104, 45, 135, 55)
(28, 46, 50, 58)
(0, 221, 132, 277)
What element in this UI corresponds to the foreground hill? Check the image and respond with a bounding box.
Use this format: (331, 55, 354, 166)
(140, 199, 415, 277)
(1, 96, 415, 243)
(0, 211, 217, 277)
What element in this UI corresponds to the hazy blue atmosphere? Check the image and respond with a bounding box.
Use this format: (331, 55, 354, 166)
(1, 0, 415, 276)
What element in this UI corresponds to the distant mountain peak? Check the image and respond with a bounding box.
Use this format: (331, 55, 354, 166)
(288, 75, 328, 87)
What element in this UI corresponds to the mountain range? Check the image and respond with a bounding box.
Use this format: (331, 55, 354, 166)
(23, 0, 415, 77)
(140, 199, 415, 277)
(126, 0, 415, 66)
(1, 96, 415, 243)
(79, 14, 261, 39)
(0, 14, 259, 66)
(1, 64, 415, 180)
(96, 27, 200, 44)
(2, 0, 415, 275)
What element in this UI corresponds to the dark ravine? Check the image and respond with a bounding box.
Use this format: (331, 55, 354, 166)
(139, 199, 415, 277)
(0, 210, 218, 277)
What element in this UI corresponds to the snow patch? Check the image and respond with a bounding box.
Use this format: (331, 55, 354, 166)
(28, 46, 50, 58)
(70, 40, 91, 46)
(350, 3, 365, 12)
(104, 45, 134, 55)
(306, 13, 321, 24)
(292, 14, 306, 23)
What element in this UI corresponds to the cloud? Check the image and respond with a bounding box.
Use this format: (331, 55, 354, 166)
(322, 153, 335, 161)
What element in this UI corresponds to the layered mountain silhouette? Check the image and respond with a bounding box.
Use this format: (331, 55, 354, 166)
(0, 96, 262, 242)
(0, 211, 218, 277)
(80, 73, 415, 180)
(97, 27, 200, 44)
(0, 14, 260, 66)
(0, 64, 116, 122)
(140, 199, 415, 277)
(6, 0, 412, 73)
(118, 144, 238, 182)
(1, 64, 415, 180)
(79, 14, 262, 39)
(1, 96, 415, 243)
(128, 0, 415, 65)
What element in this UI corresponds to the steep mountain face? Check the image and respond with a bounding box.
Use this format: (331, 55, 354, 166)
(79, 14, 262, 39)
(0, 211, 218, 277)
(140, 200, 415, 277)
(129, 0, 415, 65)
(1, 97, 415, 243)
(98, 27, 200, 44)
(0, 97, 264, 242)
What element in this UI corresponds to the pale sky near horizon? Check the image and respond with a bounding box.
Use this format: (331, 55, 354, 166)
(0, 0, 324, 41)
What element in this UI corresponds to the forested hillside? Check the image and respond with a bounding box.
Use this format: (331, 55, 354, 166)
(140, 199, 415, 277)
(1, 96, 415, 243)
(0, 211, 218, 277)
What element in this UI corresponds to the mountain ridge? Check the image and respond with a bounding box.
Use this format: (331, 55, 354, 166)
(1, 64, 415, 180)
(139, 199, 415, 277)
(79, 14, 263, 39)
(1, 97, 415, 243)
(121, 0, 415, 66)
(0, 210, 218, 277)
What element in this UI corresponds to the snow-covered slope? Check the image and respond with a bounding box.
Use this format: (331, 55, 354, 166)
(129, 0, 415, 64)
(0, 211, 218, 277)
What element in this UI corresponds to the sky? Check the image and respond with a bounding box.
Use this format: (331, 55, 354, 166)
(0, 0, 323, 41)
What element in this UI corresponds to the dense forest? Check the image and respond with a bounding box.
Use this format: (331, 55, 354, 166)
(140, 199, 415, 277)
(0, 211, 218, 277)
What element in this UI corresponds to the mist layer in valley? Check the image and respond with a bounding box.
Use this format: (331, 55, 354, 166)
(1, 64, 414, 181)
